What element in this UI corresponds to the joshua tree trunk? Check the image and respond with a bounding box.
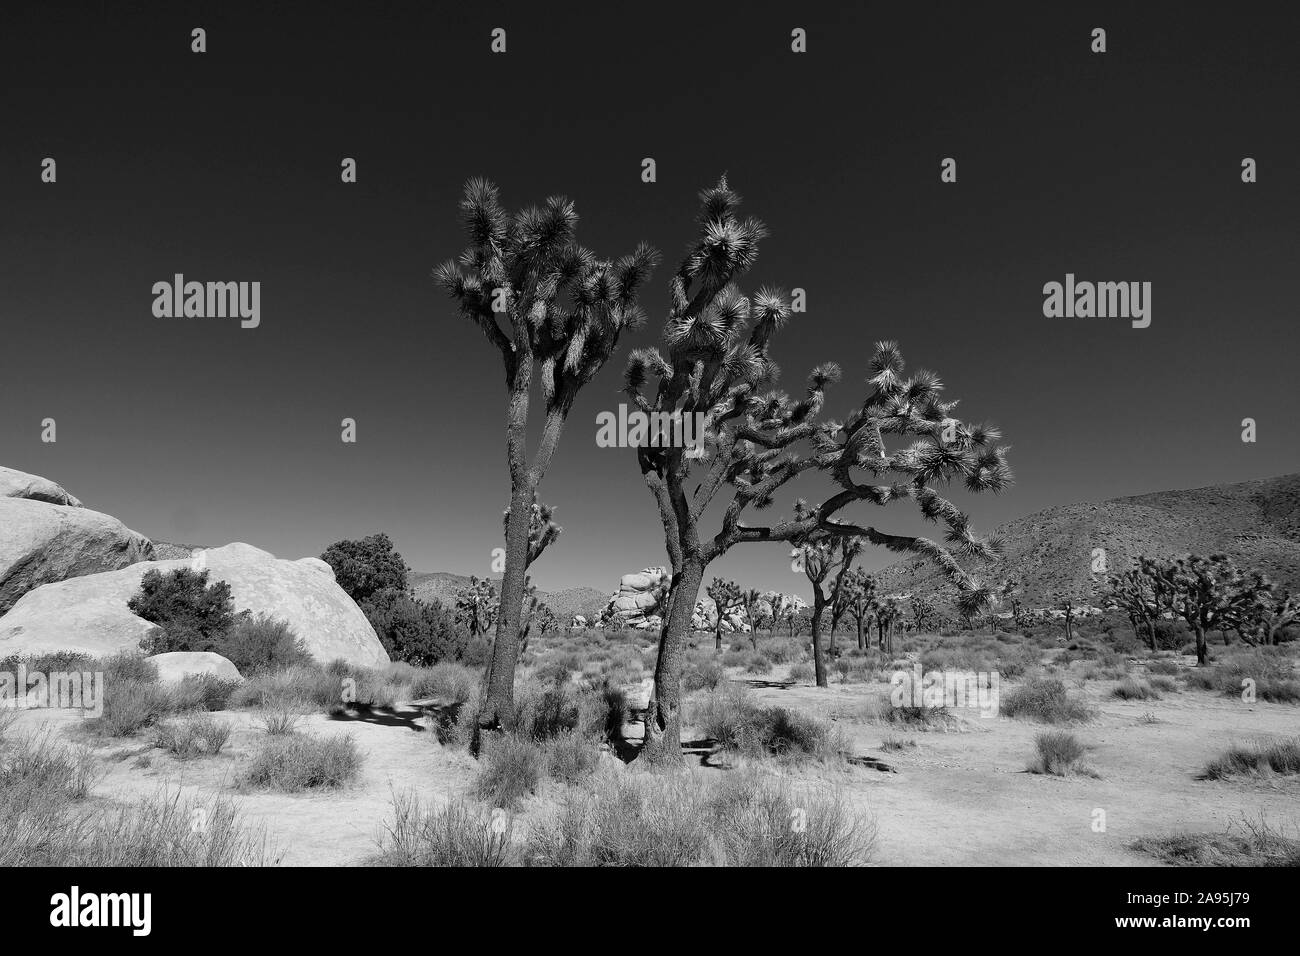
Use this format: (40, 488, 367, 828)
(1194, 622, 1208, 666)
(478, 380, 534, 735)
(855, 617, 864, 651)
(810, 590, 829, 687)
(642, 558, 705, 765)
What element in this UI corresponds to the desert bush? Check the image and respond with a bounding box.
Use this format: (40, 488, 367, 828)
(219, 613, 312, 673)
(86, 679, 175, 737)
(131, 568, 241, 655)
(1001, 677, 1094, 723)
(1148, 658, 1181, 676)
(374, 792, 514, 866)
(510, 680, 581, 741)
(409, 662, 478, 704)
(543, 732, 602, 785)
(170, 674, 241, 712)
(690, 688, 844, 762)
(1201, 738, 1300, 780)
(474, 734, 545, 809)
(682, 656, 726, 692)
(1112, 677, 1161, 701)
(229, 664, 341, 712)
(242, 733, 361, 790)
(259, 701, 305, 736)
(745, 654, 773, 675)
(881, 734, 916, 751)
(1148, 675, 1179, 693)
(361, 588, 471, 666)
(153, 714, 232, 759)
(787, 662, 814, 683)
(757, 638, 803, 664)
(1182, 651, 1300, 703)
(721, 648, 749, 667)
(99, 650, 159, 685)
(1131, 818, 1300, 867)
(526, 770, 873, 867)
(1028, 731, 1095, 776)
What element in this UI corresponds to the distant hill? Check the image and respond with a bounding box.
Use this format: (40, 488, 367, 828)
(409, 571, 607, 623)
(875, 473, 1300, 608)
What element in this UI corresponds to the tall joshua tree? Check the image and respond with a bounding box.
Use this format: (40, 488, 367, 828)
(706, 577, 744, 651)
(436, 179, 659, 732)
(740, 587, 763, 650)
(841, 568, 876, 651)
(623, 177, 1011, 763)
(797, 526, 863, 685)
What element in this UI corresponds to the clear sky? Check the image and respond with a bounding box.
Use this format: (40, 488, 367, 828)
(2, 2, 1297, 598)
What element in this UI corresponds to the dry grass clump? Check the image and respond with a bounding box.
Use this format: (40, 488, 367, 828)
(1111, 677, 1161, 701)
(374, 792, 514, 867)
(153, 714, 232, 759)
(1027, 731, 1098, 777)
(690, 688, 846, 763)
(241, 733, 361, 791)
(1131, 817, 1300, 867)
(526, 770, 874, 867)
(1001, 677, 1095, 724)
(1201, 737, 1300, 780)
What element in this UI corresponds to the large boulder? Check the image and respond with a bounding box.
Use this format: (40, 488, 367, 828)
(0, 542, 389, 668)
(147, 651, 243, 685)
(0, 466, 84, 507)
(0, 497, 155, 613)
(692, 594, 751, 634)
(599, 567, 669, 629)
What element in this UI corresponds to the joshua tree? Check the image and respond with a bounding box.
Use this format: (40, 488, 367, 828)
(840, 568, 876, 651)
(797, 527, 864, 685)
(871, 595, 904, 656)
(435, 179, 659, 732)
(1052, 594, 1078, 643)
(910, 593, 938, 634)
(454, 576, 498, 639)
(706, 577, 745, 651)
(740, 587, 763, 650)
(826, 536, 865, 655)
(1239, 573, 1299, 645)
(1167, 554, 1249, 666)
(622, 179, 1010, 762)
(1107, 566, 1158, 648)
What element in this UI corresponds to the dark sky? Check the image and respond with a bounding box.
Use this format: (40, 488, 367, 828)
(2, 1, 1297, 598)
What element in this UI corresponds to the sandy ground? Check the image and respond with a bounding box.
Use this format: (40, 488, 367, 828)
(9, 662, 1300, 866)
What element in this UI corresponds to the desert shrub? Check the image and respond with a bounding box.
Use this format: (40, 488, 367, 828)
(1001, 677, 1094, 724)
(691, 688, 844, 762)
(1148, 675, 1179, 693)
(361, 588, 471, 666)
(242, 733, 361, 790)
(259, 701, 304, 736)
(320, 532, 410, 604)
(99, 650, 159, 685)
(218, 613, 312, 673)
(474, 734, 545, 809)
(86, 679, 176, 737)
(1028, 731, 1095, 776)
(526, 771, 873, 867)
(745, 654, 773, 675)
(1148, 659, 1181, 676)
(153, 714, 232, 759)
(510, 680, 581, 741)
(409, 662, 478, 704)
(1182, 651, 1300, 703)
(882, 704, 955, 730)
(1112, 677, 1161, 701)
(0, 731, 100, 802)
(543, 732, 602, 785)
(131, 568, 241, 655)
(229, 664, 341, 712)
(1131, 819, 1300, 867)
(575, 679, 627, 744)
(721, 648, 749, 667)
(880, 734, 916, 751)
(1151, 619, 1191, 651)
(0, 650, 96, 677)
(682, 656, 726, 692)
(169, 674, 240, 712)
(787, 662, 814, 683)
(374, 792, 514, 867)
(1201, 738, 1300, 780)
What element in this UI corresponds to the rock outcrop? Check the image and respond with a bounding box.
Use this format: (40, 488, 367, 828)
(0, 497, 155, 614)
(692, 595, 750, 634)
(599, 567, 669, 629)
(0, 465, 83, 507)
(0, 542, 388, 668)
(147, 651, 243, 685)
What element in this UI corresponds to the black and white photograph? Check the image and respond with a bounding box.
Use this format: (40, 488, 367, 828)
(0, 0, 1295, 930)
